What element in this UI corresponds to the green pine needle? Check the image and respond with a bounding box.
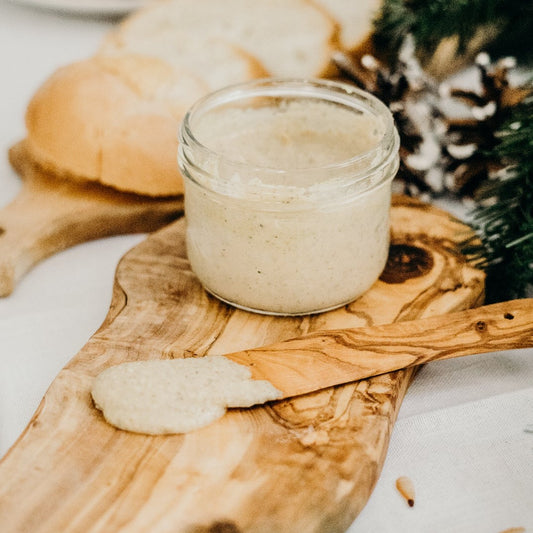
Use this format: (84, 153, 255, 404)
(464, 92, 533, 302)
(374, 0, 532, 60)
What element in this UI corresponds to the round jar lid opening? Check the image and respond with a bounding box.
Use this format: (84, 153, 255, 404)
(179, 78, 399, 201)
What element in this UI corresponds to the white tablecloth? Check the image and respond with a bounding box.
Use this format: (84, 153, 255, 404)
(0, 3, 532, 531)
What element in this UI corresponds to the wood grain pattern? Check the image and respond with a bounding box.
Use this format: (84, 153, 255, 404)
(0, 141, 183, 296)
(0, 196, 485, 533)
(226, 299, 533, 398)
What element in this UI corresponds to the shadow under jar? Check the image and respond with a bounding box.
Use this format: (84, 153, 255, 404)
(178, 78, 400, 316)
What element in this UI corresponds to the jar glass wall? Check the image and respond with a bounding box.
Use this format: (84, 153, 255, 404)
(178, 78, 400, 316)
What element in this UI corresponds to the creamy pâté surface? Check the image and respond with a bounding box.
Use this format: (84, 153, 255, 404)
(91, 356, 281, 434)
(194, 100, 381, 171)
(184, 99, 395, 315)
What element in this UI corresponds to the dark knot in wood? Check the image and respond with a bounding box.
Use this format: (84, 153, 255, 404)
(380, 244, 434, 284)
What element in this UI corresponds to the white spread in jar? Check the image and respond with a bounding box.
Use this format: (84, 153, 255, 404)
(194, 100, 380, 170)
(179, 80, 399, 315)
(91, 356, 282, 435)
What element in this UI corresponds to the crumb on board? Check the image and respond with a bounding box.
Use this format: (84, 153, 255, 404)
(395, 476, 415, 507)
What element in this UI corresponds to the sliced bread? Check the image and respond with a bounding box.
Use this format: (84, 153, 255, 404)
(107, 0, 340, 78)
(25, 54, 208, 196)
(100, 32, 269, 91)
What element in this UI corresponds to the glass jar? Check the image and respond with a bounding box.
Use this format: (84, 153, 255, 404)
(178, 78, 399, 316)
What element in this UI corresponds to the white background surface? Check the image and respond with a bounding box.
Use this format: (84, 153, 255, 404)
(0, 3, 532, 531)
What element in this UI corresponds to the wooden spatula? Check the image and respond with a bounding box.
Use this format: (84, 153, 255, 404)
(225, 299, 533, 399)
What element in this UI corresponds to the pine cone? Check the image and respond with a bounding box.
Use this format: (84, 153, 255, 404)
(333, 38, 530, 202)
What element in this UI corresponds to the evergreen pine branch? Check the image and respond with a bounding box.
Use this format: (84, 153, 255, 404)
(372, 1, 533, 302)
(374, 0, 532, 60)
(463, 90, 533, 302)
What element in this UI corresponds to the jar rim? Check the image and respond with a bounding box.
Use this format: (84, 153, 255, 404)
(178, 78, 399, 198)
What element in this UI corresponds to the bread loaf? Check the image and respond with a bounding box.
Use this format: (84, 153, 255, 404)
(107, 0, 340, 78)
(25, 54, 208, 196)
(24, 0, 347, 198)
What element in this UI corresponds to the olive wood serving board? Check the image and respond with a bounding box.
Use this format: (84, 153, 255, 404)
(0, 141, 183, 296)
(0, 196, 486, 533)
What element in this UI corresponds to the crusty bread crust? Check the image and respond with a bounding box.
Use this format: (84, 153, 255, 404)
(25, 59, 130, 184)
(25, 55, 210, 196)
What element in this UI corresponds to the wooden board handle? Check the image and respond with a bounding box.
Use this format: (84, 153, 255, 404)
(0, 142, 182, 296)
(226, 299, 533, 398)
